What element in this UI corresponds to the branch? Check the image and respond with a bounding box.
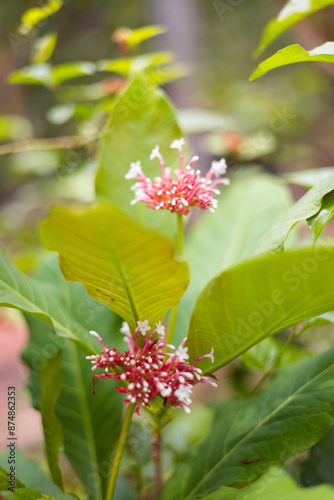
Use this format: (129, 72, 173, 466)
(0, 135, 97, 156)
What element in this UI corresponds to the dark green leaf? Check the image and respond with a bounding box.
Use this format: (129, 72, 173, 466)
(0, 466, 25, 491)
(251, 43, 334, 81)
(161, 346, 334, 499)
(301, 426, 334, 487)
(188, 247, 334, 373)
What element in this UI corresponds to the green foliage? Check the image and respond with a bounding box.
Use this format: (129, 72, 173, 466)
(20, 0, 63, 34)
(0, 466, 25, 490)
(254, 0, 334, 56)
(251, 43, 334, 81)
(0, 114, 33, 141)
(9, 62, 96, 88)
(39, 352, 64, 491)
(98, 52, 174, 76)
(254, 174, 334, 253)
(40, 204, 189, 331)
(22, 259, 125, 500)
(95, 73, 183, 236)
(173, 173, 292, 343)
(301, 426, 334, 487)
(284, 168, 334, 188)
(0, 249, 96, 352)
(31, 33, 58, 65)
(188, 247, 334, 372)
(124, 25, 167, 47)
(308, 190, 334, 242)
(161, 345, 334, 499)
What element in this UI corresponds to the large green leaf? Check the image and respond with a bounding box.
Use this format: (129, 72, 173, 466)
(255, 0, 334, 56)
(22, 259, 124, 500)
(0, 249, 95, 353)
(95, 73, 183, 236)
(188, 247, 334, 372)
(40, 204, 189, 331)
(254, 174, 334, 254)
(39, 352, 64, 491)
(203, 468, 334, 500)
(161, 346, 334, 499)
(307, 190, 334, 242)
(251, 43, 334, 81)
(173, 174, 292, 343)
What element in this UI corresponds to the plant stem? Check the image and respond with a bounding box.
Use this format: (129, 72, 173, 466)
(177, 212, 184, 256)
(166, 213, 184, 345)
(0, 135, 97, 156)
(249, 327, 299, 396)
(152, 429, 163, 497)
(105, 403, 136, 500)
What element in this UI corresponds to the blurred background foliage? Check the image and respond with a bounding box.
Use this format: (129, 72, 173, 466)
(1, 0, 334, 269)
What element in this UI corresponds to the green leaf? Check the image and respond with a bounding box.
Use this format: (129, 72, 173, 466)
(126, 25, 166, 47)
(40, 204, 189, 331)
(2, 488, 53, 499)
(22, 259, 124, 500)
(98, 52, 174, 75)
(301, 426, 334, 487)
(307, 190, 334, 242)
(203, 468, 334, 500)
(300, 311, 334, 333)
(95, 73, 183, 237)
(241, 336, 310, 372)
(0, 114, 33, 141)
(251, 43, 334, 81)
(0, 450, 50, 488)
(21, 0, 63, 33)
(39, 352, 64, 490)
(0, 466, 25, 491)
(31, 33, 57, 64)
(188, 247, 334, 373)
(161, 346, 334, 499)
(284, 167, 334, 188)
(8, 62, 95, 87)
(0, 248, 96, 353)
(255, 0, 334, 57)
(173, 174, 292, 343)
(254, 174, 334, 254)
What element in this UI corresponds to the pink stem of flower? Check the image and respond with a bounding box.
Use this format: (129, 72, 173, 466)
(179, 149, 184, 172)
(158, 155, 165, 178)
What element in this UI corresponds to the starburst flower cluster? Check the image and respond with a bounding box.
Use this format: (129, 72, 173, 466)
(125, 139, 229, 215)
(86, 320, 217, 415)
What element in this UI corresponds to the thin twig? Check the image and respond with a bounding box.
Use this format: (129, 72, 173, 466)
(152, 430, 163, 498)
(0, 135, 97, 156)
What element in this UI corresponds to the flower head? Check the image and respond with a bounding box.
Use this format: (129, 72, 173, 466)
(87, 321, 216, 415)
(126, 139, 229, 215)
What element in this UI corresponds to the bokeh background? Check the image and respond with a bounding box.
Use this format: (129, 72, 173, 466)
(1, 0, 334, 485)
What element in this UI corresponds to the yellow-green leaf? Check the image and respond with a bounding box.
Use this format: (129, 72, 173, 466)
(40, 204, 189, 330)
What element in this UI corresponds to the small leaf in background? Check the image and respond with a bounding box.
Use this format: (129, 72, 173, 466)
(300, 310, 334, 333)
(161, 346, 334, 499)
(254, 174, 334, 253)
(95, 73, 183, 237)
(251, 43, 334, 81)
(20, 0, 63, 34)
(301, 426, 334, 487)
(284, 167, 334, 188)
(51, 62, 96, 85)
(39, 352, 64, 491)
(40, 204, 189, 331)
(254, 0, 334, 56)
(0, 249, 96, 353)
(31, 32, 58, 64)
(8, 62, 96, 87)
(0, 114, 33, 141)
(307, 190, 334, 242)
(188, 247, 334, 373)
(173, 174, 292, 344)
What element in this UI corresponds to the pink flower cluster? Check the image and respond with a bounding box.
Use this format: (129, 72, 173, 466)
(86, 320, 217, 415)
(125, 139, 229, 215)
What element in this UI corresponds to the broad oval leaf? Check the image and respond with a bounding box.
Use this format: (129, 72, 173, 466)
(251, 43, 334, 81)
(188, 247, 334, 372)
(40, 204, 189, 331)
(255, 173, 334, 254)
(95, 73, 183, 236)
(255, 0, 334, 56)
(161, 346, 334, 499)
